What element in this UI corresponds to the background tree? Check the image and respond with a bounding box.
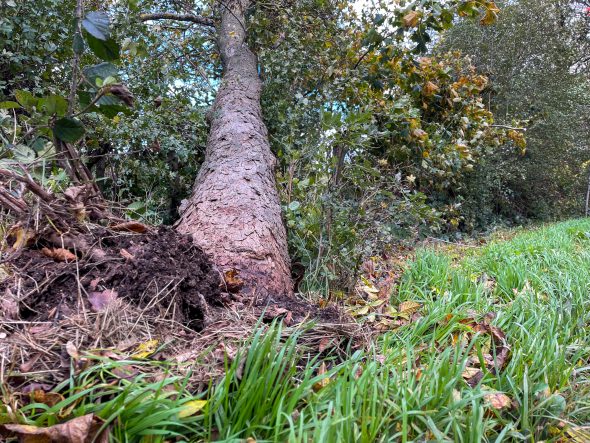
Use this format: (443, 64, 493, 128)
(439, 0, 590, 227)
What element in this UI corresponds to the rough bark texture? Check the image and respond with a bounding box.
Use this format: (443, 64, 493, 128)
(176, 0, 293, 298)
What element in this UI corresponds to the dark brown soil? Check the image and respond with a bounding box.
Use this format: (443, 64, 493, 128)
(1, 226, 221, 330)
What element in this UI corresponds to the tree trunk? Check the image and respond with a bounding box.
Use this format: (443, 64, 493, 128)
(176, 0, 292, 298)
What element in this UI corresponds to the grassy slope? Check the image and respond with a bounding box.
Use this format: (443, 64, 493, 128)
(6, 219, 590, 442)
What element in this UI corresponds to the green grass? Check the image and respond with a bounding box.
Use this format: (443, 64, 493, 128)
(4, 219, 590, 442)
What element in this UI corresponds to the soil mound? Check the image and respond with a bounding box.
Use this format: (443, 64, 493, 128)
(1, 226, 221, 329)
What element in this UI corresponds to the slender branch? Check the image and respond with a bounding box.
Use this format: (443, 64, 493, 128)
(490, 124, 527, 131)
(68, 0, 84, 115)
(72, 90, 105, 117)
(140, 12, 215, 27)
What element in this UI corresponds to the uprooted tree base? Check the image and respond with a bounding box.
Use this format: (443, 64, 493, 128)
(0, 178, 349, 391)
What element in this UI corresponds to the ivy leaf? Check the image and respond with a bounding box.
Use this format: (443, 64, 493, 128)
(82, 11, 110, 41)
(86, 34, 120, 61)
(53, 117, 85, 142)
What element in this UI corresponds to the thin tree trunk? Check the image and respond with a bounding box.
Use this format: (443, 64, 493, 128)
(585, 166, 590, 216)
(176, 0, 292, 298)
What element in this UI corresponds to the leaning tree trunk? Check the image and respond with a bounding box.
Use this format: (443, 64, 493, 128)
(176, 0, 293, 298)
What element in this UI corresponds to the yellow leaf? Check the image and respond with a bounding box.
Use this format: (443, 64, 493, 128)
(10, 226, 35, 250)
(313, 362, 330, 392)
(132, 339, 159, 359)
(353, 305, 370, 316)
(566, 425, 590, 442)
(399, 300, 421, 315)
(178, 400, 207, 418)
(361, 284, 379, 295)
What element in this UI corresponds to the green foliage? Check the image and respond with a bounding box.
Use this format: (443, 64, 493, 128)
(9, 219, 590, 441)
(439, 0, 590, 227)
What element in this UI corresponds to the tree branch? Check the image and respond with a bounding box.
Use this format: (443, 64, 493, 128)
(140, 12, 215, 28)
(491, 124, 527, 131)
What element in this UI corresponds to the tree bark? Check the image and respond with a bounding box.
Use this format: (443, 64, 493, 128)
(176, 0, 292, 298)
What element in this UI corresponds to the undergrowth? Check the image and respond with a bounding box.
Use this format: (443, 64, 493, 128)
(3, 219, 590, 442)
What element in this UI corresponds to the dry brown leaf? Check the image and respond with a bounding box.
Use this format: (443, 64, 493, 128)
(65, 341, 79, 360)
(41, 247, 77, 262)
(110, 221, 149, 233)
(1, 289, 19, 319)
(484, 392, 512, 410)
(119, 248, 134, 260)
(403, 10, 420, 27)
(3, 413, 104, 443)
(30, 390, 65, 408)
(318, 338, 332, 353)
(424, 81, 439, 95)
(224, 269, 244, 293)
(20, 353, 41, 373)
(462, 367, 484, 387)
(87, 289, 118, 312)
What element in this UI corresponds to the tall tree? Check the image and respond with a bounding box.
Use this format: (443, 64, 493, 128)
(139, 0, 503, 298)
(143, 1, 292, 297)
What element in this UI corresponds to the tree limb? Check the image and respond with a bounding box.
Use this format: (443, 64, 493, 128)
(491, 124, 527, 131)
(140, 12, 215, 28)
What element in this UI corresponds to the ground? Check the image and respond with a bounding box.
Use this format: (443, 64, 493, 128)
(1, 219, 590, 442)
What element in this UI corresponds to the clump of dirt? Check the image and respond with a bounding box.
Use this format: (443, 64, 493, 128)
(1, 226, 221, 330)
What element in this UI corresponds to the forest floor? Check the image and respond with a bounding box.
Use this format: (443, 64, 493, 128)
(2, 219, 590, 442)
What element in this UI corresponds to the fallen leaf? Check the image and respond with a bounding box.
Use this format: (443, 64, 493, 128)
(318, 338, 332, 353)
(178, 400, 207, 418)
(64, 185, 92, 203)
(223, 269, 244, 293)
(41, 247, 77, 262)
(1, 289, 19, 319)
(313, 362, 330, 392)
(30, 390, 65, 407)
(423, 81, 439, 95)
(66, 341, 80, 360)
(462, 367, 484, 387)
(3, 413, 103, 443)
(399, 300, 421, 315)
(484, 392, 512, 410)
(119, 249, 134, 260)
(361, 284, 379, 296)
(263, 306, 291, 322)
(110, 221, 148, 233)
(132, 339, 159, 359)
(20, 353, 41, 373)
(10, 225, 35, 250)
(87, 289, 118, 312)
